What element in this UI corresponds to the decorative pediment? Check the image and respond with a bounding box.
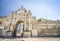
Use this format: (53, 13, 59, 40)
(17, 6, 27, 14)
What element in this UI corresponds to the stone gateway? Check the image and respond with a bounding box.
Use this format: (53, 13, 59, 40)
(0, 6, 60, 37)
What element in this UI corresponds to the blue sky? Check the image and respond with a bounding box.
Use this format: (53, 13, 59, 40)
(0, 0, 60, 20)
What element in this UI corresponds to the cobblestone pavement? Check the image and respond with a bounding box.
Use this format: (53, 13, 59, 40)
(0, 37, 60, 41)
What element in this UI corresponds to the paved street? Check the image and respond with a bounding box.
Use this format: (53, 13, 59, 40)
(0, 37, 60, 41)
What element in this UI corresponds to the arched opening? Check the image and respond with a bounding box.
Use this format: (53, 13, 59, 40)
(12, 20, 24, 37)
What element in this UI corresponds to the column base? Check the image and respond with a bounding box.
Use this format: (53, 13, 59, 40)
(23, 30, 31, 37)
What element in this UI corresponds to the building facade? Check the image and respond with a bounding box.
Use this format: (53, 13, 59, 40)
(0, 6, 60, 37)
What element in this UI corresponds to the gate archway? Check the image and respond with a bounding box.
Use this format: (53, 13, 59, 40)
(12, 20, 24, 37)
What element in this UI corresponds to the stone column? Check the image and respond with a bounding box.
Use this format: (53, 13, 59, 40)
(23, 16, 31, 37)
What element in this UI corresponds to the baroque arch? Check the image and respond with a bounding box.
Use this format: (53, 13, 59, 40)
(13, 20, 24, 37)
